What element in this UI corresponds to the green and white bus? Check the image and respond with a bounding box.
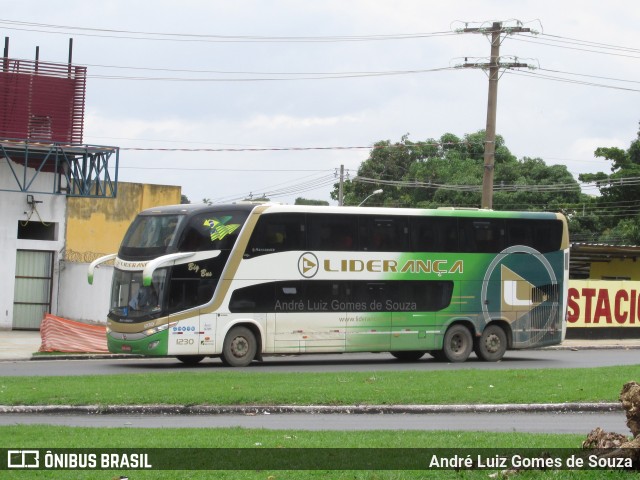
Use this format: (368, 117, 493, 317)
(89, 203, 569, 366)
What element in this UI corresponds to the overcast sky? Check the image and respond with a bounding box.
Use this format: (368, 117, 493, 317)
(2, 1, 638, 205)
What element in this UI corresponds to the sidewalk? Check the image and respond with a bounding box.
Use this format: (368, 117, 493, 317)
(1, 329, 640, 361)
(0, 330, 42, 361)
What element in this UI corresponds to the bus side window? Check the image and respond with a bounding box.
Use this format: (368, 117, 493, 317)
(459, 219, 505, 253)
(245, 214, 306, 258)
(505, 219, 561, 253)
(532, 220, 562, 252)
(507, 220, 533, 248)
(359, 217, 409, 252)
(229, 283, 276, 312)
(350, 282, 386, 307)
(410, 217, 458, 252)
(307, 214, 358, 251)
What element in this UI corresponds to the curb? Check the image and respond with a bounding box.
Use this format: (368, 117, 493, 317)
(0, 403, 622, 415)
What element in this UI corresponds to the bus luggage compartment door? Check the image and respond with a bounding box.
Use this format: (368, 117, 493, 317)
(275, 312, 345, 353)
(390, 312, 436, 351)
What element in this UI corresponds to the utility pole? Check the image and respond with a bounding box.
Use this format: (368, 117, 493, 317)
(462, 21, 532, 209)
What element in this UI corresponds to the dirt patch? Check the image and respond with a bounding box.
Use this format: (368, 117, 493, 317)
(583, 381, 640, 468)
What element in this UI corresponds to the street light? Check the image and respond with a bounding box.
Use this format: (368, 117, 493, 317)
(357, 189, 383, 207)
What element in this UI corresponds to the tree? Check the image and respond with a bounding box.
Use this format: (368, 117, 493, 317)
(295, 198, 329, 206)
(332, 130, 584, 214)
(578, 122, 640, 243)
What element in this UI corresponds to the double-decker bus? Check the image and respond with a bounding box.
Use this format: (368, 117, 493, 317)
(88, 203, 569, 366)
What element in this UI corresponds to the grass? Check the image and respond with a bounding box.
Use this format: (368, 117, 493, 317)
(0, 365, 638, 406)
(2, 426, 635, 479)
(2, 365, 637, 478)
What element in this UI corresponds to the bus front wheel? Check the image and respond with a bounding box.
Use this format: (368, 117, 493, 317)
(474, 324, 507, 362)
(441, 324, 473, 363)
(221, 326, 257, 367)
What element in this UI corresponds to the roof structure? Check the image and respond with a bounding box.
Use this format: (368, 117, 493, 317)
(0, 139, 119, 198)
(1, 53, 119, 198)
(570, 242, 640, 279)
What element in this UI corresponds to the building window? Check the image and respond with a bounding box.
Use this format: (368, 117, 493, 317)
(17, 221, 57, 241)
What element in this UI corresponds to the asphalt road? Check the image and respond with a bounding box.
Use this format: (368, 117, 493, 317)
(0, 348, 638, 376)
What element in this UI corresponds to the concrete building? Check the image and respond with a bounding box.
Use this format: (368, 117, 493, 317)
(0, 160, 181, 330)
(1, 45, 181, 330)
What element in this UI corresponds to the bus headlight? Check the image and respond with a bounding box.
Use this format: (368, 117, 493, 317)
(148, 341, 160, 350)
(143, 322, 174, 337)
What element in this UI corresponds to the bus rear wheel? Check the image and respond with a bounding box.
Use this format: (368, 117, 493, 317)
(221, 326, 257, 367)
(390, 351, 425, 362)
(176, 355, 205, 365)
(441, 324, 473, 363)
(474, 324, 507, 362)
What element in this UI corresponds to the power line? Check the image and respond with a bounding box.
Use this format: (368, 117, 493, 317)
(354, 174, 640, 192)
(212, 172, 337, 203)
(505, 70, 640, 93)
(119, 166, 328, 172)
(511, 33, 640, 59)
(538, 32, 640, 54)
(0, 18, 455, 43)
(117, 139, 478, 153)
(85, 66, 455, 82)
(537, 68, 640, 85)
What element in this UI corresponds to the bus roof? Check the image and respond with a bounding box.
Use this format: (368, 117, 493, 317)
(136, 202, 564, 221)
(136, 203, 256, 216)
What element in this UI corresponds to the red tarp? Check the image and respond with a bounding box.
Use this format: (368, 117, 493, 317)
(39, 314, 108, 353)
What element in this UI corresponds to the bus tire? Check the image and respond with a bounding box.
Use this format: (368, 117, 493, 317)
(176, 355, 205, 365)
(474, 324, 507, 362)
(390, 351, 425, 362)
(221, 326, 257, 367)
(442, 324, 473, 363)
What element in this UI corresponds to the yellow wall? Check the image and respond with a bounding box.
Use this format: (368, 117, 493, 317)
(65, 182, 181, 262)
(589, 258, 640, 280)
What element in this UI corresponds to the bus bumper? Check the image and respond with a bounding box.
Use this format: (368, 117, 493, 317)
(107, 330, 169, 356)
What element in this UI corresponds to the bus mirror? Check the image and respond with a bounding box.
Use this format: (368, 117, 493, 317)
(141, 251, 217, 287)
(87, 253, 117, 285)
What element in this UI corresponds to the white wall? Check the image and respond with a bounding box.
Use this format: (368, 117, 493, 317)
(57, 262, 112, 324)
(0, 157, 66, 329)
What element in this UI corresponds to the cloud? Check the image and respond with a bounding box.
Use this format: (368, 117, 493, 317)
(243, 113, 362, 131)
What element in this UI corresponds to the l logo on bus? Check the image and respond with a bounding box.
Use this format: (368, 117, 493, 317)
(481, 245, 558, 338)
(501, 265, 547, 322)
(298, 252, 319, 278)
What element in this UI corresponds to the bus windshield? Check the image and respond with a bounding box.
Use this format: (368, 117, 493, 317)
(119, 214, 185, 259)
(109, 207, 251, 322)
(110, 269, 168, 321)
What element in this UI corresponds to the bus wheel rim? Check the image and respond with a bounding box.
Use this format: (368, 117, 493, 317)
(231, 336, 248, 358)
(485, 334, 500, 353)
